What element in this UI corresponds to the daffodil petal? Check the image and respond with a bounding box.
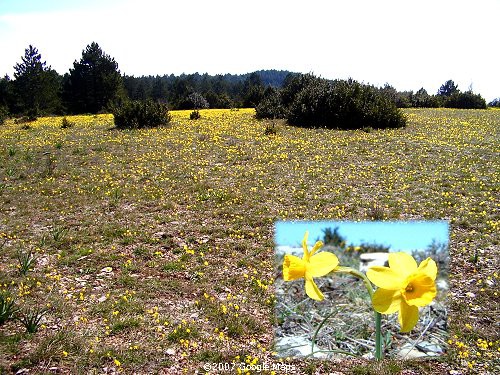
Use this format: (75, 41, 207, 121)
(302, 231, 310, 260)
(366, 266, 404, 290)
(399, 301, 419, 332)
(283, 255, 306, 281)
(307, 252, 339, 277)
(309, 240, 324, 257)
(304, 277, 324, 301)
(388, 252, 417, 277)
(417, 257, 438, 281)
(372, 288, 402, 314)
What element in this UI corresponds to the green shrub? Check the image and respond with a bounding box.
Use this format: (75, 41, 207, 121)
(255, 87, 286, 119)
(61, 117, 74, 128)
(190, 110, 201, 120)
(256, 74, 406, 129)
(445, 91, 487, 109)
(411, 88, 442, 108)
(263, 121, 278, 135)
(280, 73, 319, 108)
(286, 75, 406, 129)
(111, 100, 171, 129)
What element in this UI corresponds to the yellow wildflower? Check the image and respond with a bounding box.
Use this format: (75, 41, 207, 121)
(366, 252, 437, 332)
(283, 231, 338, 300)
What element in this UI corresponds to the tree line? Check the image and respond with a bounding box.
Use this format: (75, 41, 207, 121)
(0, 42, 496, 120)
(380, 80, 488, 109)
(0, 42, 291, 118)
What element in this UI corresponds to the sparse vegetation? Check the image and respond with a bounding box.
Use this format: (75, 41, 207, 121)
(0, 294, 17, 325)
(16, 248, 36, 276)
(17, 306, 49, 333)
(0, 108, 498, 373)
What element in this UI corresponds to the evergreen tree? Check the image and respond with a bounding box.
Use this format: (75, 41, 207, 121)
(63, 42, 124, 113)
(0, 75, 12, 109)
(12, 45, 62, 115)
(437, 80, 459, 97)
(151, 77, 167, 103)
(242, 72, 265, 107)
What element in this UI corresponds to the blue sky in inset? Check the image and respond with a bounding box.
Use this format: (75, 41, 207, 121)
(275, 221, 449, 251)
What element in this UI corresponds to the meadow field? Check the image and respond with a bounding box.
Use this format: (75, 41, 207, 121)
(0, 108, 498, 374)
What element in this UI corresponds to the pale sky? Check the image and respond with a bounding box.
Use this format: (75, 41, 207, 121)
(0, 0, 498, 101)
(275, 220, 449, 251)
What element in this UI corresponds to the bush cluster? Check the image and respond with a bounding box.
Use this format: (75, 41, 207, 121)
(444, 92, 486, 109)
(257, 74, 406, 129)
(255, 88, 286, 119)
(383, 82, 488, 109)
(111, 100, 171, 129)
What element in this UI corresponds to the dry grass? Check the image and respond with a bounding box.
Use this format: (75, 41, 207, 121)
(0, 108, 498, 374)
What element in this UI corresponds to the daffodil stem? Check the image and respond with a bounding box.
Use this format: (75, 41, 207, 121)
(334, 266, 374, 298)
(375, 311, 382, 360)
(334, 266, 382, 360)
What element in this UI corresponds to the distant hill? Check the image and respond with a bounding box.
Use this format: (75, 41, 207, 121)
(224, 69, 296, 88)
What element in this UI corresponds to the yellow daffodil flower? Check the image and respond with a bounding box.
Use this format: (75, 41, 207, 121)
(282, 231, 339, 301)
(366, 252, 437, 332)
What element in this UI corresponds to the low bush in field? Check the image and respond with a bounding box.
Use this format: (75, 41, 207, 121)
(257, 74, 407, 129)
(190, 110, 201, 120)
(111, 100, 171, 129)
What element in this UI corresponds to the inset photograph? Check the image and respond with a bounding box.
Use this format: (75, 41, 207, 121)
(275, 220, 449, 360)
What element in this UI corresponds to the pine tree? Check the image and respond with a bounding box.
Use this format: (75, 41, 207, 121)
(151, 77, 167, 103)
(242, 72, 265, 108)
(63, 42, 124, 114)
(437, 80, 459, 97)
(12, 45, 61, 116)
